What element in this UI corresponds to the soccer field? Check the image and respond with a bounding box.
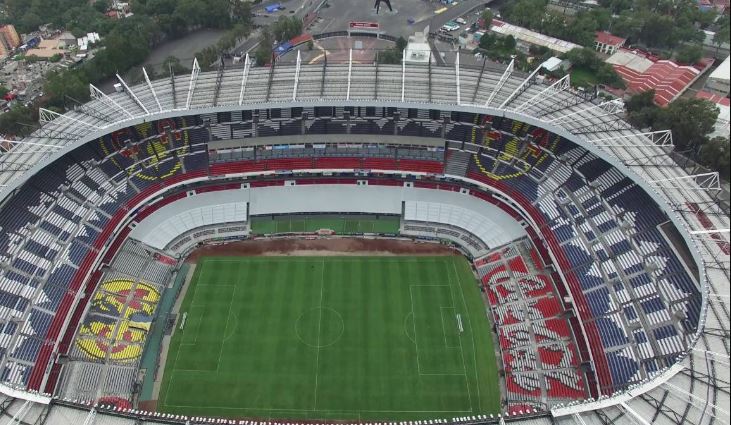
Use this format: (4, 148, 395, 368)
(249, 215, 401, 235)
(158, 256, 501, 420)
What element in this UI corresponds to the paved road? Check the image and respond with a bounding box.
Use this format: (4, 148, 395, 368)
(423, 0, 490, 34)
(228, 0, 492, 65)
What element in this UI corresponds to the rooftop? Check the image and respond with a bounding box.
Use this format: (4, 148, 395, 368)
(490, 19, 581, 54)
(595, 31, 626, 46)
(708, 55, 730, 81)
(606, 49, 654, 73)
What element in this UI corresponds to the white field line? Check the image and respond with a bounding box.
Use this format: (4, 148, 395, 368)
(216, 284, 237, 372)
(445, 268, 473, 413)
(409, 285, 423, 375)
(162, 403, 473, 413)
(452, 259, 482, 412)
(312, 258, 326, 411)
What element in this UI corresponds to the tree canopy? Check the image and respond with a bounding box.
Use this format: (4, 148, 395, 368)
(500, 0, 714, 53)
(563, 48, 625, 88)
(625, 91, 725, 176)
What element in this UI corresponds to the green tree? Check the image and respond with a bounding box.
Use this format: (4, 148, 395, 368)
(376, 48, 402, 64)
(656, 98, 719, 151)
(93, 0, 108, 13)
(396, 36, 407, 52)
(564, 47, 624, 88)
(231, 0, 252, 23)
(479, 33, 497, 51)
(43, 69, 90, 109)
(271, 16, 303, 42)
(162, 55, 189, 74)
(675, 44, 702, 64)
(626, 89, 656, 112)
(255, 27, 274, 65)
(639, 14, 676, 47)
(699, 137, 730, 180)
(502, 0, 547, 29)
(625, 90, 660, 128)
(480, 9, 493, 29)
(713, 19, 730, 56)
(174, 0, 208, 27)
(0, 105, 37, 137)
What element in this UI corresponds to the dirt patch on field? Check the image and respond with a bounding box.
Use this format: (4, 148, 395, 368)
(185, 237, 458, 262)
(138, 399, 157, 411)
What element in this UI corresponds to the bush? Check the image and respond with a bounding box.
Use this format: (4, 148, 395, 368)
(675, 44, 702, 65)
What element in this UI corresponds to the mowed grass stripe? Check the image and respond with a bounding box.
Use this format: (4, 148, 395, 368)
(158, 256, 500, 420)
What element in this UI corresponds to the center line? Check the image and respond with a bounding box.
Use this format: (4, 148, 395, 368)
(313, 258, 326, 411)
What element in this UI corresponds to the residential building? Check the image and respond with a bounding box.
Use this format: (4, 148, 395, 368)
(595, 31, 626, 55)
(489, 20, 581, 54)
(0, 25, 22, 57)
(705, 55, 730, 97)
(607, 49, 712, 106)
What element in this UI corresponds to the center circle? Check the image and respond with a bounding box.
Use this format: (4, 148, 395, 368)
(295, 307, 344, 348)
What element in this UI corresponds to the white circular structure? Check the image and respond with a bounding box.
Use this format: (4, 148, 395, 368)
(0, 56, 727, 425)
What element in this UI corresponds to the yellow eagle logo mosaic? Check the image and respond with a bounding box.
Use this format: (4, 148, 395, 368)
(76, 280, 160, 362)
(473, 116, 561, 180)
(99, 117, 191, 181)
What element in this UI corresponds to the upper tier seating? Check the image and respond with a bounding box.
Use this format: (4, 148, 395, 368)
(0, 111, 699, 404)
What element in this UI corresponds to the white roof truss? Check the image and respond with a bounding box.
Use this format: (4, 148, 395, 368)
(485, 59, 514, 107)
(185, 57, 201, 110)
(116, 73, 150, 115)
(89, 83, 133, 119)
(142, 67, 164, 112)
(512, 74, 571, 114)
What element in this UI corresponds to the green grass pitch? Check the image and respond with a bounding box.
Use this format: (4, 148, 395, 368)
(158, 256, 501, 421)
(249, 215, 401, 235)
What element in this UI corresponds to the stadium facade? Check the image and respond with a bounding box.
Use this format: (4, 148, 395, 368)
(0, 52, 728, 425)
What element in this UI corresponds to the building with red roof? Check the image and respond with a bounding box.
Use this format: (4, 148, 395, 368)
(594, 31, 626, 55)
(607, 49, 713, 106)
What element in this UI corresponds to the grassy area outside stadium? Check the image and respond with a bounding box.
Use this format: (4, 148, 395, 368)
(157, 256, 501, 421)
(249, 214, 401, 235)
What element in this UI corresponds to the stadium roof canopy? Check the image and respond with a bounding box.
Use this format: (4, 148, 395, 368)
(0, 53, 729, 425)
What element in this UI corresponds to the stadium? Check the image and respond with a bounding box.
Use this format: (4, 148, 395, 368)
(0, 51, 728, 425)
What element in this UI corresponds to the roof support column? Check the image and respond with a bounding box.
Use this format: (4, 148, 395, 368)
(90, 84, 134, 119)
(185, 57, 201, 110)
(239, 54, 251, 106)
(587, 130, 673, 148)
(498, 64, 541, 109)
(485, 59, 514, 107)
(346, 49, 353, 101)
(293, 50, 302, 101)
(512, 74, 570, 113)
(116, 73, 149, 115)
(142, 67, 163, 112)
(649, 172, 721, 193)
(620, 402, 652, 425)
(401, 49, 406, 102)
(547, 99, 624, 125)
(455, 52, 461, 105)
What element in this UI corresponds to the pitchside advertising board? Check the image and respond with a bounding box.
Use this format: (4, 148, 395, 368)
(349, 21, 380, 30)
